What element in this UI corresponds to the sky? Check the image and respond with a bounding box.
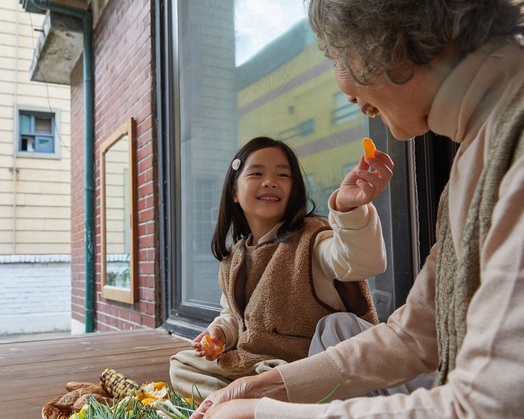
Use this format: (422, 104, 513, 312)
(234, 0, 308, 65)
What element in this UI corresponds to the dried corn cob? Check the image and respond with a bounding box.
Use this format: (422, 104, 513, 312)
(99, 368, 142, 399)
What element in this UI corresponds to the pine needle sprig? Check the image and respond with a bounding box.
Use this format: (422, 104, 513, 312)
(317, 385, 340, 404)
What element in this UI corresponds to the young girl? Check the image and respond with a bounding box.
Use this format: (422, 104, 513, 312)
(170, 136, 394, 400)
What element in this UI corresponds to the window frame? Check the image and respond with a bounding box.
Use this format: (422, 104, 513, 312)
(15, 106, 61, 159)
(155, 0, 455, 336)
(156, 0, 215, 337)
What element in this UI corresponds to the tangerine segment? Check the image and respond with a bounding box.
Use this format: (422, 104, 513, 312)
(141, 397, 158, 406)
(362, 137, 376, 161)
(201, 335, 224, 356)
(154, 381, 167, 391)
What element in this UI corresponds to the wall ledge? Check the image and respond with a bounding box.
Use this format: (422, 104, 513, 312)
(0, 254, 71, 264)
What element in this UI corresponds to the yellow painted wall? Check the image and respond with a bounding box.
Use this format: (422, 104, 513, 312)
(0, 0, 71, 255)
(238, 40, 369, 214)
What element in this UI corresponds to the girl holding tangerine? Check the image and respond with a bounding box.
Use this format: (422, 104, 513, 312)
(170, 136, 393, 400)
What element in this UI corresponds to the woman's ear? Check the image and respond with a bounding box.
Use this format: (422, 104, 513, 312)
(387, 61, 415, 84)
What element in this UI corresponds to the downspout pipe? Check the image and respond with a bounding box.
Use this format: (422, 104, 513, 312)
(31, 0, 96, 333)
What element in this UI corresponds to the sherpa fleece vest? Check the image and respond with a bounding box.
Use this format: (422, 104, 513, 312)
(218, 217, 377, 374)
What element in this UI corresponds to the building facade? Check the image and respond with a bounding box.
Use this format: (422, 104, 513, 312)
(0, 0, 72, 335)
(20, 0, 452, 339)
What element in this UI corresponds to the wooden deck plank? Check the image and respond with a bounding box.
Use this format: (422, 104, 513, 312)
(3, 340, 188, 365)
(3, 348, 177, 381)
(2, 330, 177, 363)
(0, 329, 192, 419)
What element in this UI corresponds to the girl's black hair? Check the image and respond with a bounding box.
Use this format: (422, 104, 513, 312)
(211, 136, 317, 261)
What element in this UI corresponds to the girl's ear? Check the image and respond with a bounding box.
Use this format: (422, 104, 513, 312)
(233, 190, 239, 203)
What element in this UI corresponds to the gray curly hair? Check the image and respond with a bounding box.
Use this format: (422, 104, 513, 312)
(307, 0, 524, 84)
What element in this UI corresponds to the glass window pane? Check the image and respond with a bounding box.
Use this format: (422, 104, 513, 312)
(36, 137, 53, 153)
(178, 0, 375, 313)
(18, 111, 56, 155)
(35, 116, 53, 134)
(20, 114, 32, 133)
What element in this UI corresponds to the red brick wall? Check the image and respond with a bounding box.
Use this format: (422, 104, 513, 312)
(71, 0, 159, 332)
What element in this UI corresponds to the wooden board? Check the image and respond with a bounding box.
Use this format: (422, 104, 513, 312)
(0, 329, 191, 418)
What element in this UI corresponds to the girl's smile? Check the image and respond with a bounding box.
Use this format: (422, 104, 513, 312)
(257, 193, 281, 202)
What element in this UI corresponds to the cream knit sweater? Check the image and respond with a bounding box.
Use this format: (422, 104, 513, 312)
(257, 39, 524, 419)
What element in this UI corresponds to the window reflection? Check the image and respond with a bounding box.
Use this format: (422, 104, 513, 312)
(178, 0, 372, 314)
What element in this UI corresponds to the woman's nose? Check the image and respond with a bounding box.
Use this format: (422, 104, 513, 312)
(348, 95, 358, 104)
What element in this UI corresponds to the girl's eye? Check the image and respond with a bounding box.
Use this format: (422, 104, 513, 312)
(248, 172, 262, 177)
(278, 173, 290, 178)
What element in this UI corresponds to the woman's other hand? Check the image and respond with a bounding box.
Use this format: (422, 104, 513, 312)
(335, 149, 394, 211)
(190, 370, 287, 418)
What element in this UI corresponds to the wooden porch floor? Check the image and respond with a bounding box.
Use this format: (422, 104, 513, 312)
(0, 329, 192, 418)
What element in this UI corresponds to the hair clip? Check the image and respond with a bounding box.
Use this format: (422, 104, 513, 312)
(231, 158, 241, 171)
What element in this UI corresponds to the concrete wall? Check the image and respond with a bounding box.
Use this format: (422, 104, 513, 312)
(0, 255, 71, 335)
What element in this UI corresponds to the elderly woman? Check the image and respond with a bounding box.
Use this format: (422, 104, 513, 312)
(191, 0, 524, 417)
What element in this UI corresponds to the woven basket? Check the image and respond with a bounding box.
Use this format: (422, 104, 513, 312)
(42, 394, 71, 419)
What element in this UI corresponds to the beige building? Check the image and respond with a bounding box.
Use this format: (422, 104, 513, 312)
(0, 0, 71, 335)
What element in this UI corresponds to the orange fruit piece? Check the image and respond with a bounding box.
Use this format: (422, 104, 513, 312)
(141, 397, 158, 406)
(362, 137, 376, 161)
(154, 381, 166, 391)
(200, 335, 224, 356)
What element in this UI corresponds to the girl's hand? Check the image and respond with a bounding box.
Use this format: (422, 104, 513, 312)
(192, 327, 225, 361)
(335, 150, 394, 212)
(197, 399, 258, 419)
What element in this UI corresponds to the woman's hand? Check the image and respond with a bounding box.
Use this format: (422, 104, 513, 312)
(198, 399, 258, 419)
(335, 150, 394, 212)
(190, 370, 287, 418)
(192, 327, 225, 361)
